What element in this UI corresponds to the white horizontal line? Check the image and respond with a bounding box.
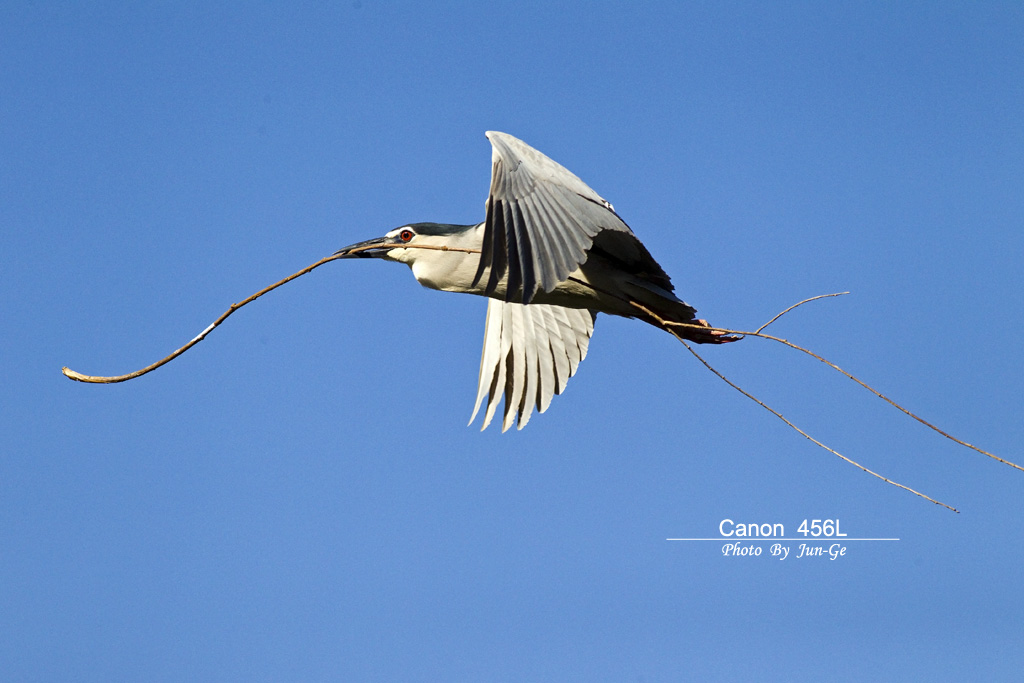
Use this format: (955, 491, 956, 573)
(666, 538, 899, 541)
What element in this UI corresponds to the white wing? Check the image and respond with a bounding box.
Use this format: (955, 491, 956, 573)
(469, 299, 597, 432)
(473, 131, 636, 304)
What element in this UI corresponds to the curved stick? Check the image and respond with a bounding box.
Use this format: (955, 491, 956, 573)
(62, 244, 480, 383)
(63, 253, 347, 383)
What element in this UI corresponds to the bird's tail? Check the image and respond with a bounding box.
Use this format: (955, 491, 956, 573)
(664, 315, 740, 344)
(634, 295, 740, 344)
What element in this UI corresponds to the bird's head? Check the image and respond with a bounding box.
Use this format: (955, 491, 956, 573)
(335, 222, 485, 293)
(334, 222, 479, 264)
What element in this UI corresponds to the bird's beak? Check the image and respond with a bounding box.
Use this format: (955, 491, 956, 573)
(333, 235, 400, 259)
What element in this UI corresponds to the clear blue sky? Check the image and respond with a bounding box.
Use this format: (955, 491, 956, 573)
(3, 2, 1023, 681)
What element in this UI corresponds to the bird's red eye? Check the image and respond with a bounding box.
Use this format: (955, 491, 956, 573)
(399, 230, 414, 242)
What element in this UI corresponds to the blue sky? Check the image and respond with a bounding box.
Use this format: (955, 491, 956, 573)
(3, 2, 1023, 680)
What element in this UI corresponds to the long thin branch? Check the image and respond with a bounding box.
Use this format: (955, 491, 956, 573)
(679, 337, 958, 512)
(61, 244, 480, 383)
(636, 299, 1022, 475)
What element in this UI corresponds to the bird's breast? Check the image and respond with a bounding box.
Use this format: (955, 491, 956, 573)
(410, 250, 485, 294)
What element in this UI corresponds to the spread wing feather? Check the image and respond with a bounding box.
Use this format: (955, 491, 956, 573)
(469, 299, 597, 432)
(473, 131, 635, 303)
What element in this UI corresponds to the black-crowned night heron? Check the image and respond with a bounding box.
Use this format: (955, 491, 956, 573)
(336, 132, 736, 432)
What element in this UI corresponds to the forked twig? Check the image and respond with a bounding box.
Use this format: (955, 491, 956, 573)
(61, 244, 480, 384)
(633, 293, 1021, 511)
(636, 298, 1022, 476)
(678, 336, 958, 512)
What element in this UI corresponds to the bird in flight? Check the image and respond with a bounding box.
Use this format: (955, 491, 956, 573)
(335, 132, 736, 432)
(62, 131, 1014, 512)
